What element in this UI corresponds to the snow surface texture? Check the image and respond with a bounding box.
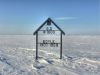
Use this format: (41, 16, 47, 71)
(0, 35, 100, 75)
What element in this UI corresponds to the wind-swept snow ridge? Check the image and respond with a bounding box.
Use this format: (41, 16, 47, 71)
(0, 47, 100, 75)
(0, 48, 80, 75)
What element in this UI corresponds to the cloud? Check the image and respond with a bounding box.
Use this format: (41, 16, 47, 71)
(55, 17, 77, 20)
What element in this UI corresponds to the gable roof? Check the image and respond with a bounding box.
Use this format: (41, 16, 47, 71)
(33, 18, 65, 35)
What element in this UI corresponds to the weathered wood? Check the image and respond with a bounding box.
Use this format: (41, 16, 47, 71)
(34, 18, 65, 60)
(36, 32, 38, 60)
(60, 32, 62, 59)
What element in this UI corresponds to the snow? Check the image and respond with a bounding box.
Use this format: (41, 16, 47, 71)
(0, 35, 100, 75)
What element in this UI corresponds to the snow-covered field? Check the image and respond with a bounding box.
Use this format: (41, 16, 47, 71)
(0, 35, 100, 75)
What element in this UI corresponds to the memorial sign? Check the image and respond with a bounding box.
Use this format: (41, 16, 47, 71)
(33, 18, 65, 60)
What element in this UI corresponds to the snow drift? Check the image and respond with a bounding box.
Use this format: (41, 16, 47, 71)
(0, 35, 100, 75)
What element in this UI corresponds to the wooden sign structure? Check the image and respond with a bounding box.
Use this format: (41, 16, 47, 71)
(33, 18, 65, 60)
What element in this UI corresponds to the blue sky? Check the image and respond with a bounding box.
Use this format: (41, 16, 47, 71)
(0, 0, 99, 35)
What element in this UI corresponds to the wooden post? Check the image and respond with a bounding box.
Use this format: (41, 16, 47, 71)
(60, 32, 62, 59)
(36, 32, 38, 60)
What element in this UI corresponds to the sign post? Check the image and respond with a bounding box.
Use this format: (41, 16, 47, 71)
(33, 18, 65, 60)
(36, 32, 38, 60)
(60, 32, 62, 59)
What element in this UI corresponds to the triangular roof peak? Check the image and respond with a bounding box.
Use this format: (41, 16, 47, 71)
(33, 18, 65, 35)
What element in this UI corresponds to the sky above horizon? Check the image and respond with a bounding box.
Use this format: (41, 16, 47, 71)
(0, 0, 99, 35)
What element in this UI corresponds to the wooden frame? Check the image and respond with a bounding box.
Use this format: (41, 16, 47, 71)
(33, 18, 65, 60)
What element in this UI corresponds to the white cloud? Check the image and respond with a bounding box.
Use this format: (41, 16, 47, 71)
(55, 17, 77, 20)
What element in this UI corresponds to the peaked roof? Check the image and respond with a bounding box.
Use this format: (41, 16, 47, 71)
(33, 18, 65, 35)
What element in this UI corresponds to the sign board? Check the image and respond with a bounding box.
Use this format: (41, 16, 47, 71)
(33, 18, 65, 60)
